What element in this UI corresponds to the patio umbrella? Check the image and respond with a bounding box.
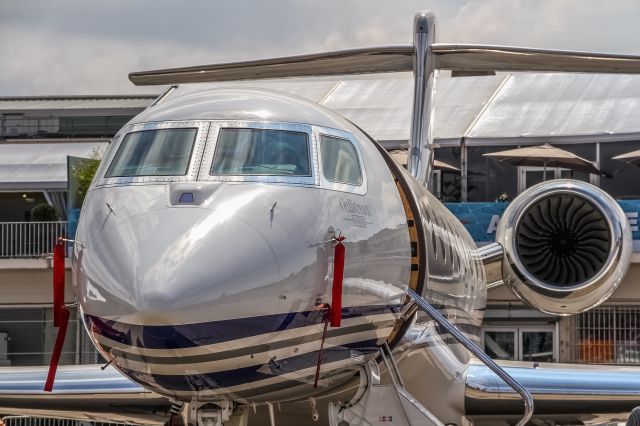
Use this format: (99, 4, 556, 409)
(612, 149, 640, 167)
(388, 150, 460, 171)
(483, 143, 601, 179)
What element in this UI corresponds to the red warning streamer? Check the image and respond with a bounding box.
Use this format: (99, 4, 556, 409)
(44, 306, 70, 392)
(330, 236, 346, 327)
(45, 238, 68, 392)
(52, 239, 65, 328)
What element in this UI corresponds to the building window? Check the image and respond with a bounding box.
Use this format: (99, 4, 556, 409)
(555, 143, 597, 184)
(58, 116, 131, 137)
(482, 325, 557, 362)
(467, 145, 519, 202)
(517, 143, 598, 191)
(564, 304, 640, 364)
(518, 166, 573, 192)
(468, 143, 599, 201)
(434, 147, 462, 202)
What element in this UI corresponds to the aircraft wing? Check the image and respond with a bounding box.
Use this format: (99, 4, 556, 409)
(129, 44, 640, 85)
(434, 44, 640, 74)
(0, 364, 170, 424)
(465, 359, 640, 425)
(129, 46, 414, 85)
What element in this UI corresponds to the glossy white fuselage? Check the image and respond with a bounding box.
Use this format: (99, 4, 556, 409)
(73, 88, 486, 423)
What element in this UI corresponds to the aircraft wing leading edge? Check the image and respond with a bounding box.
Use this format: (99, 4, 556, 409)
(129, 46, 414, 85)
(1, 361, 640, 424)
(129, 44, 640, 86)
(0, 364, 170, 424)
(466, 360, 640, 424)
(434, 44, 640, 74)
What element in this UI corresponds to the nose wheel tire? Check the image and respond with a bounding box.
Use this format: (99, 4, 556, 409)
(627, 407, 640, 426)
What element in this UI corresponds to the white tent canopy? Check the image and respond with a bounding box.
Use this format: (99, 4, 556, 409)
(0, 141, 108, 191)
(464, 73, 640, 145)
(179, 72, 640, 147)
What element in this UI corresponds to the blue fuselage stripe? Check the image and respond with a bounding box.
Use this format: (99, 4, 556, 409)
(85, 304, 401, 349)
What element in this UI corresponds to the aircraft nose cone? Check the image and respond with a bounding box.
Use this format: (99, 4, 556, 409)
(78, 195, 303, 403)
(82, 204, 281, 325)
(134, 212, 280, 322)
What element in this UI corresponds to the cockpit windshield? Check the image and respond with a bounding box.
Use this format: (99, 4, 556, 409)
(211, 128, 310, 176)
(105, 128, 197, 177)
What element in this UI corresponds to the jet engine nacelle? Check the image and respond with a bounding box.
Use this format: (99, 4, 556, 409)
(496, 180, 632, 315)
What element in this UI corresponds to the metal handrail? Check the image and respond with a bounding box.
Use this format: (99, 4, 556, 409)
(406, 288, 534, 426)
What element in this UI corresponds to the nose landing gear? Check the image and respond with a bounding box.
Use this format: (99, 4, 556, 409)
(182, 400, 247, 426)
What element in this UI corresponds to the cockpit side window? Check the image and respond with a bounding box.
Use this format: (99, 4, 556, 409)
(105, 128, 198, 177)
(211, 128, 310, 176)
(320, 135, 362, 185)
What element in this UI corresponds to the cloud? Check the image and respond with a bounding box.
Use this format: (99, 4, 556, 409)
(2, 0, 640, 95)
(0, 25, 212, 95)
(447, 0, 640, 51)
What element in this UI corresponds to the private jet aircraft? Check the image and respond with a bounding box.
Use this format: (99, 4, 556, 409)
(4, 11, 640, 426)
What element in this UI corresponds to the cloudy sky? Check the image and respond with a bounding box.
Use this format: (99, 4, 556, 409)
(2, 0, 640, 96)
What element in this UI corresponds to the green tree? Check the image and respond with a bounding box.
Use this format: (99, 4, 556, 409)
(69, 148, 102, 209)
(31, 203, 59, 221)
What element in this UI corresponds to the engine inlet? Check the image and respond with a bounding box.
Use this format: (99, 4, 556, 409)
(516, 194, 611, 287)
(496, 180, 631, 315)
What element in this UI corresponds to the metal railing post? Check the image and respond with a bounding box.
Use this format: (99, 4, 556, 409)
(0, 221, 68, 258)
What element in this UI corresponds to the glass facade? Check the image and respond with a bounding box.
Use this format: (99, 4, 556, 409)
(58, 116, 131, 137)
(434, 147, 462, 202)
(482, 325, 558, 363)
(434, 141, 640, 202)
(600, 141, 640, 199)
(0, 307, 99, 367)
(521, 330, 554, 362)
(466, 145, 519, 202)
(554, 143, 597, 183)
(483, 330, 516, 360)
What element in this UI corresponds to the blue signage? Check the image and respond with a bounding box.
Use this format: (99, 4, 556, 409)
(445, 200, 640, 251)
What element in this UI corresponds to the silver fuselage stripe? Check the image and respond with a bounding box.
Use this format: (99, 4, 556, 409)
(112, 326, 393, 375)
(93, 312, 398, 357)
(140, 358, 361, 399)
